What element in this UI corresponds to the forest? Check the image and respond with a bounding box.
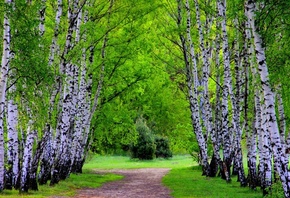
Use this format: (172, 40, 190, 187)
(0, 0, 290, 197)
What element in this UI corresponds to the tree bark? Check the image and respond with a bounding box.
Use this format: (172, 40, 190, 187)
(244, 18, 257, 190)
(6, 97, 19, 189)
(246, 0, 290, 196)
(0, 0, 12, 190)
(50, 0, 79, 185)
(19, 120, 36, 193)
(217, 0, 232, 182)
(231, 18, 247, 187)
(38, 0, 63, 185)
(182, 0, 210, 176)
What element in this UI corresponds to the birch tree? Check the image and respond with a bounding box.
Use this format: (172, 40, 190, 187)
(50, 0, 79, 183)
(244, 18, 257, 189)
(38, 0, 63, 185)
(182, 0, 210, 176)
(0, 0, 12, 191)
(217, 0, 233, 182)
(231, 18, 247, 186)
(245, 0, 290, 196)
(6, 90, 19, 189)
(19, 118, 36, 193)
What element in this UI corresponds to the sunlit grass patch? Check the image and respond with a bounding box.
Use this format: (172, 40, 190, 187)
(163, 166, 262, 198)
(83, 154, 196, 170)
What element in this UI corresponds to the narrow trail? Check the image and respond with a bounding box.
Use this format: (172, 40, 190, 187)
(53, 168, 172, 198)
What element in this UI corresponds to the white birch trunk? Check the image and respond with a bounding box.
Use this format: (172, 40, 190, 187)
(20, 120, 36, 193)
(276, 85, 286, 144)
(71, 65, 86, 173)
(246, 1, 290, 196)
(217, 0, 232, 182)
(0, 0, 12, 190)
(260, 103, 272, 191)
(211, 32, 222, 177)
(38, 125, 53, 184)
(67, 0, 83, 174)
(194, 0, 218, 177)
(231, 18, 247, 186)
(48, 0, 62, 66)
(184, 0, 210, 176)
(70, 7, 83, 173)
(51, 0, 80, 184)
(193, 0, 214, 145)
(73, 8, 91, 173)
(77, 2, 115, 171)
(244, 18, 257, 189)
(38, 0, 63, 185)
(80, 73, 93, 164)
(7, 98, 19, 188)
(39, 0, 46, 36)
(276, 85, 288, 166)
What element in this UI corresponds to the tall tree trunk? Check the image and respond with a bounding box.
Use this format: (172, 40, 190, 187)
(182, 0, 210, 176)
(71, 0, 114, 172)
(212, 26, 223, 178)
(231, 18, 247, 187)
(193, 0, 218, 177)
(38, 0, 63, 185)
(193, 0, 212, 141)
(244, 18, 257, 189)
(246, 1, 290, 196)
(19, 119, 36, 193)
(50, 0, 79, 185)
(69, 5, 83, 174)
(38, 0, 46, 37)
(217, 0, 232, 182)
(29, 127, 51, 191)
(6, 96, 19, 189)
(0, 0, 12, 190)
(38, 125, 53, 184)
(276, 84, 286, 146)
(48, 0, 62, 66)
(260, 103, 272, 194)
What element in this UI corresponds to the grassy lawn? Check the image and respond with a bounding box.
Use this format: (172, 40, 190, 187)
(83, 154, 196, 169)
(163, 166, 262, 198)
(0, 155, 263, 198)
(0, 169, 123, 198)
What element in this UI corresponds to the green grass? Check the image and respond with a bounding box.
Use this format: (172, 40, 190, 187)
(87, 155, 262, 198)
(0, 169, 123, 198)
(0, 155, 263, 198)
(163, 166, 262, 198)
(83, 154, 196, 170)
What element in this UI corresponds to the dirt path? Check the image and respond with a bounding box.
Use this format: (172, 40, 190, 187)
(54, 168, 172, 198)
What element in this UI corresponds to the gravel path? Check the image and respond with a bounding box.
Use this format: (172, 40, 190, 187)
(52, 168, 172, 198)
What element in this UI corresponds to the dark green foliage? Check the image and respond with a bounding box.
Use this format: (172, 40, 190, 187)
(130, 118, 173, 160)
(130, 118, 156, 160)
(265, 181, 284, 198)
(155, 136, 172, 159)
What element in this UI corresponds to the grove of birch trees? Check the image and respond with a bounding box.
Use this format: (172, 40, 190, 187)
(1, 0, 290, 196)
(169, 0, 290, 196)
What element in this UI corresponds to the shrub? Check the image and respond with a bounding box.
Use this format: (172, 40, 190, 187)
(130, 119, 156, 160)
(130, 118, 173, 160)
(155, 136, 172, 159)
(264, 181, 284, 198)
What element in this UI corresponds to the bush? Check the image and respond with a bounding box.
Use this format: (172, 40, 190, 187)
(130, 118, 173, 160)
(155, 136, 172, 159)
(265, 181, 284, 198)
(130, 119, 156, 160)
